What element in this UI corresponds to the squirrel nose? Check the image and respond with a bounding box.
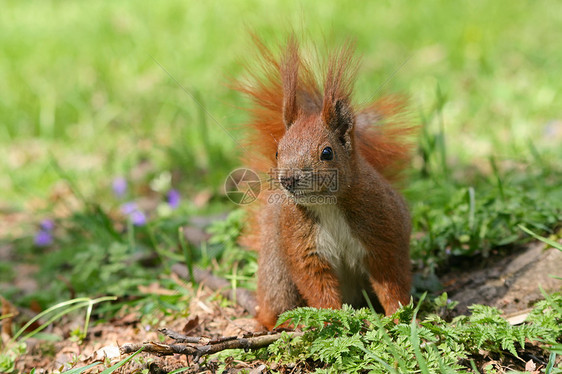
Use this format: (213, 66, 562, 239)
(280, 175, 298, 193)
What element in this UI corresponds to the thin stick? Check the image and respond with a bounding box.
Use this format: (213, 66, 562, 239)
(120, 331, 303, 363)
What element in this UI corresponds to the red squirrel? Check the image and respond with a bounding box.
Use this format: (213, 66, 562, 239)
(237, 36, 414, 330)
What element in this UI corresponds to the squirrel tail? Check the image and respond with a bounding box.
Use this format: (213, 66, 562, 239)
(355, 95, 416, 183)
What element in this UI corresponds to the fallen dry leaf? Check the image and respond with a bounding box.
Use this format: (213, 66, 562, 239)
(525, 359, 538, 373)
(182, 315, 200, 334)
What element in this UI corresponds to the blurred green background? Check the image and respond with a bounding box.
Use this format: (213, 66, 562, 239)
(2, 0, 561, 208)
(1, 5, 562, 372)
(2, 6, 562, 372)
(0, 0, 561, 332)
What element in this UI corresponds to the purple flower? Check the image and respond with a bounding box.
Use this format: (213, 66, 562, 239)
(34, 230, 53, 247)
(167, 189, 181, 209)
(112, 177, 128, 198)
(35, 219, 55, 247)
(40, 219, 55, 231)
(121, 201, 138, 215)
(129, 210, 147, 226)
(120, 202, 146, 226)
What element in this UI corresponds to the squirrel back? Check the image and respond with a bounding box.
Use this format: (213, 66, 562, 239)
(235, 36, 415, 329)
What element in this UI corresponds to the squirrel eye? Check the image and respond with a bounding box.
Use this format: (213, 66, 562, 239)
(320, 146, 334, 161)
(275, 151, 278, 159)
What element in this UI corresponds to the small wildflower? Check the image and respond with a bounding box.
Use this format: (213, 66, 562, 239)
(34, 230, 53, 247)
(167, 189, 181, 209)
(35, 219, 55, 247)
(121, 201, 138, 215)
(112, 176, 128, 198)
(120, 202, 147, 226)
(130, 210, 147, 226)
(40, 219, 55, 231)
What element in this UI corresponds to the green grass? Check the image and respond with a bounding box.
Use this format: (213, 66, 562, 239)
(1, 1, 562, 373)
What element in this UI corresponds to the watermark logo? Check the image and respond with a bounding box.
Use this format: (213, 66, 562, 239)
(266, 192, 337, 205)
(224, 168, 262, 205)
(269, 168, 339, 193)
(225, 168, 339, 206)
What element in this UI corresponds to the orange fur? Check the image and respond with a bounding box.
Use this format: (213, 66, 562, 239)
(235, 37, 414, 180)
(235, 36, 415, 329)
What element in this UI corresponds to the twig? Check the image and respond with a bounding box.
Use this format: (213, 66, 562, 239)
(158, 328, 239, 345)
(120, 330, 302, 362)
(120, 342, 197, 356)
(158, 328, 207, 344)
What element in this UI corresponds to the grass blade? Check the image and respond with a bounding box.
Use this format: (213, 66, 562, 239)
(99, 347, 144, 374)
(62, 361, 102, 374)
(168, 367, 192, 374)
(545, 352, 556, 374)
(358, 346, 399, 374)
(82, 300, 93, 341)
(410, 293, 429, 374)
(179, 226, 195, 284)
(519, 225, 562, 251)
(12, 296, 116, 342)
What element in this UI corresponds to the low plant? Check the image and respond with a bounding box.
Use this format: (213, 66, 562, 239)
(256, 293, 562, 373)
(0, 297, 115, 373)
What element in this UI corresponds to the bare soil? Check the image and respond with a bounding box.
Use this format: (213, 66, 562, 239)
(442, 242, 562, 317)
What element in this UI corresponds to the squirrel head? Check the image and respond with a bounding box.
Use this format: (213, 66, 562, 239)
(274, 40, 358, 206)
(238, 35, 415, 198)
(275, 107, 355, 206)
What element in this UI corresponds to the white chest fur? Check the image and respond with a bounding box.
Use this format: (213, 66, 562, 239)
(313, 205, 369, 304)
(314, 205, 366, 269)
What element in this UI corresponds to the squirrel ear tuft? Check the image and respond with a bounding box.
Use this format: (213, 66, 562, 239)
(321, 42, 357, 149)
(281, 37, 299, 129)
(323, 97, 354, 149)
